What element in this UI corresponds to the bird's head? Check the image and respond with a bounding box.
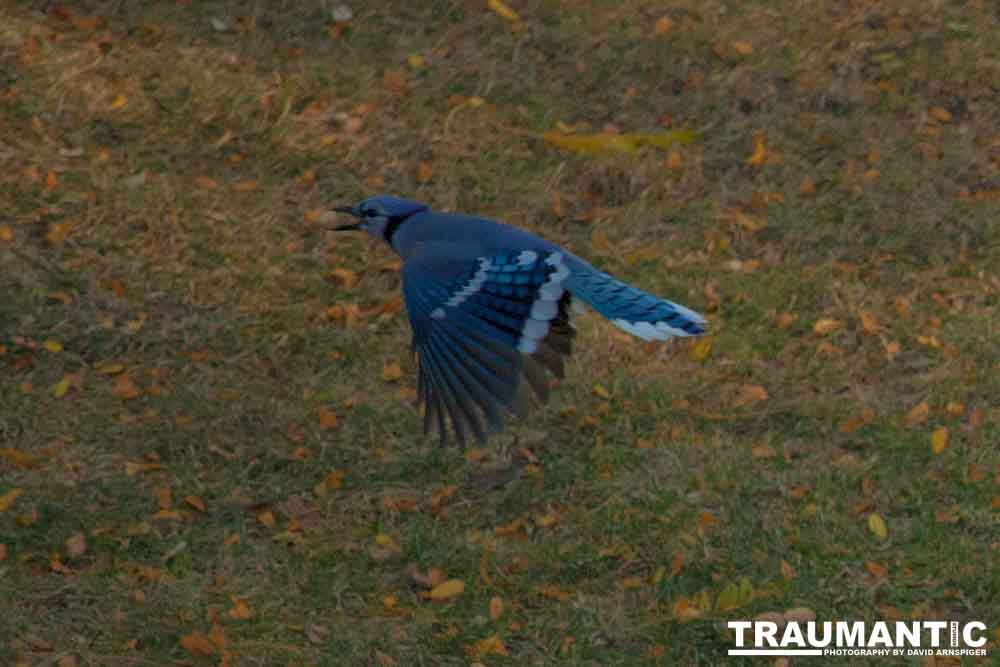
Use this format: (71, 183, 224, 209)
(332, 195, 428, 245)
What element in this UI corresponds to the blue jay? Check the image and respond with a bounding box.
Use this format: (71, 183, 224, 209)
(333, 195, 705, 447)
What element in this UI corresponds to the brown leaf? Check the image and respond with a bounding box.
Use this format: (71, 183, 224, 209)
(489, 595, 504, 621)
(537, 585, 570, 601)
(330, 268, 358, 288)
(417, 161, 434, 182)
(181, 631, 216, 657)
(257, 510, 276, 529)
(232, 180, 259, 192)
(780, 560, 796, 580)
(812, 318, 841, 335)
(184, 495, 206, 512)
(65, 531, 87, 558)
(317, 407, 339, 430)
(113, 374, 141, 400)
(858, 310, 880, 335)
(865, 560, 888, 578)
(732, 40, 754, 55)
(654, 16, 674, 34)
(751, 443, 777, 459)
(228, 596, 253, 620)
(383, 69, 408, 95)
(0, 488, 23, 513)
(470, 634, 508, 658)
(382, 362, 403, 382)
(903, 401, 930, 427)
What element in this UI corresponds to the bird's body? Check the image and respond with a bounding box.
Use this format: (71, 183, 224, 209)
(334, 195, 705, 446)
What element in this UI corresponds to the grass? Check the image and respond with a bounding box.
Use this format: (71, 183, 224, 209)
(1, 0, 999, 664)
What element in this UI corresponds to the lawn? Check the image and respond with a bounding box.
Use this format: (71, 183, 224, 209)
(1, 1, 998, 665)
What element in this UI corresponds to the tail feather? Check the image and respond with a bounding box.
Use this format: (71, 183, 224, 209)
(563, 256, 706, 340)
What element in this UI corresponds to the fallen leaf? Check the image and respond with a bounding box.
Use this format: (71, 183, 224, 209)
(858, 311, 880, 335)
(113, 374, 141, 400)
(65, 532, 87, 558)
(330, 268, 358, 288)
(904, 401, 930, 427)
(812, 318, 841, 335)
(542, 129, 697, 155)
(257, 510, 276, 529)
(417, 161, 434, 182)
(489, 596, 503, 620)
(184, 495, 206, 512)
(180, 631, 216, 657)
(317, 407, 339, 430)
(53, 375, 73, 398)
(0, 488, 23, 513)
(0, 225, 12, 242)
(746, 132, 769, 167)
(470, 634, 508, 657)
(194, 176, 218, 190)
(232, 180, 258, 192)
(655, 16, 674, 34)
(732, 40, 754, 55)
(487, 0, 520, 22)
(382, 362, 403, 382)
(868, 513, 888, 541)
(45, 222, 73, 243)
(751, 443, 777, 459)
(110, 94, 128, 110)
(426, 579, 465, 601)
(780, 560, 796, 580)
(931, 427, 948, 454)
(838, 407, 875, 433)
(537, 585, 570, 601)
(865, 560, 888, 578)
(228, 596, 253, 620)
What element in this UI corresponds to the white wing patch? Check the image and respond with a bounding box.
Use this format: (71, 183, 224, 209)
(445, 258, 492, 307)
(517, 252, 570, 354)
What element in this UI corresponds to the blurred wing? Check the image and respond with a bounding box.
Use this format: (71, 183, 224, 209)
(402, 247, 575, 447)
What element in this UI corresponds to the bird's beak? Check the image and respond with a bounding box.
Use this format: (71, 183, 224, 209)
(331, 205, 360, 231)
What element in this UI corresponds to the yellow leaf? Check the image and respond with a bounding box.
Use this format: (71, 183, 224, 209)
(904, 401, 929, 427)
(654, 16, 674, 34)
(728, 209, 765, 232)
(471, 634, 509, 657)
(673, 596, 703, 622)
(53, 375, 72, 398)
(868, 513, 888, 541)
(426, 579, 465, 601)
(257, 511, 276, 528)
(929, 106, 952, 123)
(45, 222, 73, 243)
(688, 336, 712, 361)
(592, 384, 612, 400)
(0, 488, 23, 513)
(489, 596, 503, 620)
(542, 129, 697, 155)
(110, 94, 128, 110)
(382, 362, 403, 382)
(812, 318, 841, 335)
(732, 40, 754, 55)
(42, 339, 63, 353)
(407, 53, 425, 69)
(330, 267, 359, 288)
(746, 132, 768, 167)
(0, 225, 13, 242)
(97, 363, 125, 375)
(180, 631, 216, 657)
(487, 0, 520, 22)
(931, 427, 948, 454)
(228, 596, 253, 620)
